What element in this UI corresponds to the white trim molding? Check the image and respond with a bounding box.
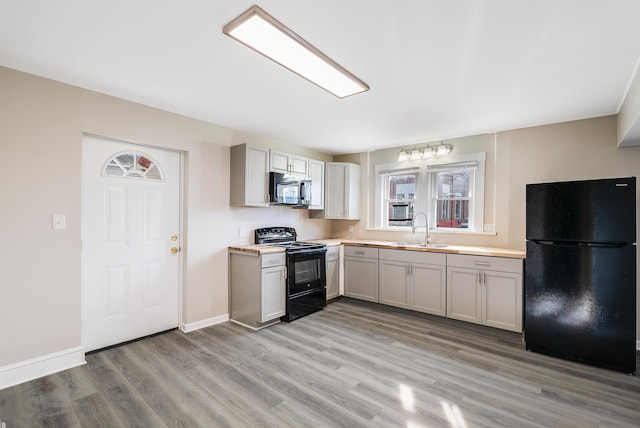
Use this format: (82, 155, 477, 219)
(180, 313, 229, 333)
(637, 340, 640, 351)
(0, 346, 85, 390)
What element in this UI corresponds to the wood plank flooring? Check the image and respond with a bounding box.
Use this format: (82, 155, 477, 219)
(1, 298, 639, 427)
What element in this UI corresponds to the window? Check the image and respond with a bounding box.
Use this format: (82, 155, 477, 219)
(103, 152, 163, 181)
(381, 169, 419, 227)
(430, 166, 473, 229)
(375, 153, 485, 232)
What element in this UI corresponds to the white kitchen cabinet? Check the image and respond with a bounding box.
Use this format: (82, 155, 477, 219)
(230, 144, 269, 207)
(446, 254, 522, 332)
(270, 150, 309, 178)
(379, 249, 446, 316)
(344, 245, 378, 302)
(308, 159, 325, 210)
(326, 245, 340, 300)
(325, 162, 360, 220)
(230, 251, 286, 329)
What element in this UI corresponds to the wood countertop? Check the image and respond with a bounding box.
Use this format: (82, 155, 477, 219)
(230, 239, 525, 259)
(228, 244, 285, 255)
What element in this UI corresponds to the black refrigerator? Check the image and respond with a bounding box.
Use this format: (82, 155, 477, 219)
(525, 177, 637, 373)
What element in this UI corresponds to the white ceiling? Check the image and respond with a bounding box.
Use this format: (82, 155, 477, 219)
(1, 0, 640, 155)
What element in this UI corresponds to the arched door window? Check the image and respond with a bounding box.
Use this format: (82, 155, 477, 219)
(103, 152, 163, 181)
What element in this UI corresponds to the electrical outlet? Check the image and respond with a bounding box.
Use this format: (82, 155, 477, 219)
(239, 227, 246, 238)
(348, 225, 354, 233)
(52, 214, 66, 230)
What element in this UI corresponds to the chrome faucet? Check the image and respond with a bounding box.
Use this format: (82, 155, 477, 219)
(411, 212, 431, 245)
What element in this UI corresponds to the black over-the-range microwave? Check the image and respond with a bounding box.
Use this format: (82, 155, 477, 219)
(269, 172, 312, 207)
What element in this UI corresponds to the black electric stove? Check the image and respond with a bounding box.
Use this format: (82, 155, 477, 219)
(255, 227, 327, 321)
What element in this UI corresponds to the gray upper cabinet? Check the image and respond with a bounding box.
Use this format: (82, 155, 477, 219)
(325, 162, 360, 220)
(308, 159, 325, 210)
(270, 150, 309, 178)
(230, 144, 270, 207)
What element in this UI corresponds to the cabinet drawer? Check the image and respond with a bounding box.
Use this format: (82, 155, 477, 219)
(447, 254, 521, 273)
(261, 252, 286, 268)
(326, 246, 340, 261)
(379, 248, 446, 266)
(344, 246, 378, 259)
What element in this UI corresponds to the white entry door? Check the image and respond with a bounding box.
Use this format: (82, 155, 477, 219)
(81, 135, 181, 352)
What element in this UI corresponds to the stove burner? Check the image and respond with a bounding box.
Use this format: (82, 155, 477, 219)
(255, 227, 326, 253)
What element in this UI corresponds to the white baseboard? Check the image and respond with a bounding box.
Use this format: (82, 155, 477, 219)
(0, 346, 85, 390)
(229, 318, 280, 331)
(180, 313, 229, 333)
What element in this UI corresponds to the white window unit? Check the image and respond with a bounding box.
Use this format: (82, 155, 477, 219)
(325, 162, 360, 220)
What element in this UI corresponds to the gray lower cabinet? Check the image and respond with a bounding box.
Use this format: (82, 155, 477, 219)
(379, 249, 446, 316)
(326, 246, 340, 300)
(229, 251, 286, 329)
(446, 254, 523, 332)
(344, 245, 378, 302)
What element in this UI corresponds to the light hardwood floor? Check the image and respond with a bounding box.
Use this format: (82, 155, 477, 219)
(1, 298, 639, 427)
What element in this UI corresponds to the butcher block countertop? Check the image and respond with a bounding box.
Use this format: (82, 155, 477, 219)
(230, 239, 525, 259)
(228, 244, 286, 255)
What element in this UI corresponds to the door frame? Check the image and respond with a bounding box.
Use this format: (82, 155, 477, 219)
(80, 132, 185, 351)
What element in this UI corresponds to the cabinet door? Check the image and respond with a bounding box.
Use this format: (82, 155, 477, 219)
(270, 150, 290, 174)
(261, 265, 285, 322)
(325, 163, 347, 219)
(344, 256, 378, 302)
(308, 159, 324, 210)
(246, 146, 269, 206)
(411, 263, 446, 316)
(290, 155, 309, 177)
(447, 267, 481, 324)
(379, 259, 409, 309)
(326, 257, 339, 300)
(482, 271, 522, 332)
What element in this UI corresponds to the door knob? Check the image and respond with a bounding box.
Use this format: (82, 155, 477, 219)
(171, 247, 180, 254)
(171, 234, 178, 241)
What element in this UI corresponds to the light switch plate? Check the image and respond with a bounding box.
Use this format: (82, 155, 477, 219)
(239, 226, 246, 238)
(52, 214, 66, 230)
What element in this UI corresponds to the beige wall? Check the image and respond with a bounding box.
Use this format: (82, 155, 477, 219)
(0, 66, 332, 367)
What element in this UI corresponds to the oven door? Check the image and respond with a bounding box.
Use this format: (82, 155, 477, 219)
(287, 250, 326, 296)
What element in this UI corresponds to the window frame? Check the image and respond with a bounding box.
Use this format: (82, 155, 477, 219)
(374, 152, 485, 233)
(428, 163, 479, 231)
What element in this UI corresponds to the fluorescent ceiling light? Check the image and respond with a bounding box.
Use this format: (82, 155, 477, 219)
(223, 5, 369, 98)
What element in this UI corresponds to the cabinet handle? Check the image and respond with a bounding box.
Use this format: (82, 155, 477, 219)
(474, 261, 490, 267)
(355, 250, 365, 255)
(478, 271, 486, 285)
(482, 272, 486, 285)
